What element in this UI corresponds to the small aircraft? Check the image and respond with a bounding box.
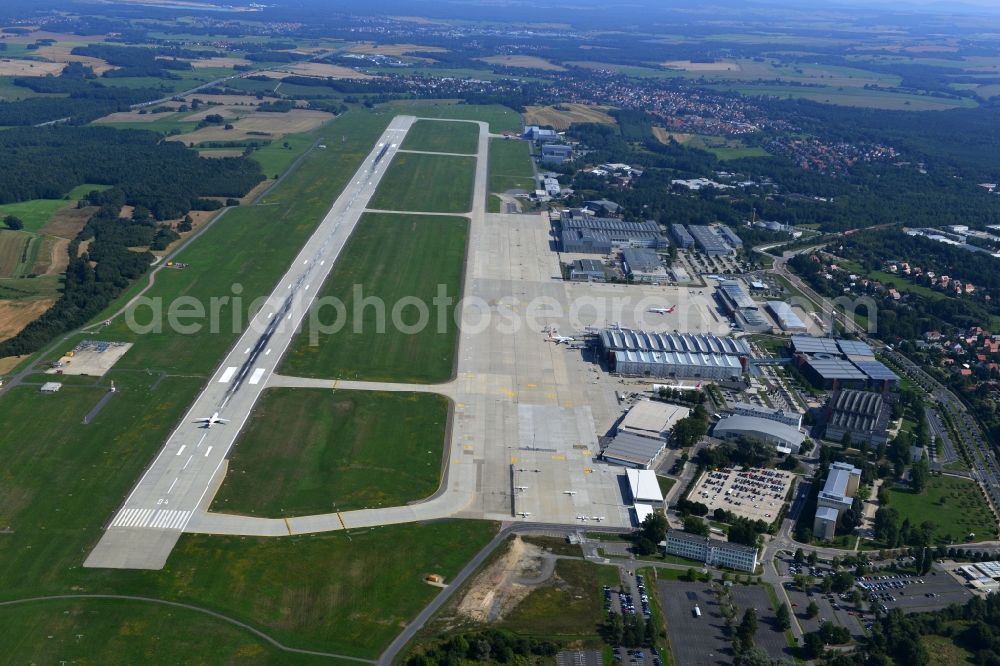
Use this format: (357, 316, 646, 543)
(563, 490, 577, 495)
(515, 485, 529, 492)
(576, 515, 588, 521)
(591, 516, 605, 522)
(195, 412, 229, 428)
(547, 331, 575, 344)
(648, 306, 676, 314)
(517, 511, 532, 517)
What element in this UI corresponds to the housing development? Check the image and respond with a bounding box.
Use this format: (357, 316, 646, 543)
(1, 1, 1000, 665)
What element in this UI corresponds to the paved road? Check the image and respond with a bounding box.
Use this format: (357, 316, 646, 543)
(85, 116, 418, 569)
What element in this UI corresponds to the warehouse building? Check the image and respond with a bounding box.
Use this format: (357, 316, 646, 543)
(790, 335, 899, 391)
(813, 461, 862, 539)
(766, 301, 808, 334)
(626, 468, 664, 503)
(717, 225, 744, 249)
(540, 143, 573, 163)
(688, 225, 734, 256)
(600, 329, 750, 380)
(671, 223, 694, 249)
(603, 432, 667, 468)
(730, 402, 802, 428)
(618, 399, 691, 441)
(559, 210, 667, 254)
(621, 247, 669, 284)
(712, 415, 805, 454)
(523, 126, 560, 143)
(568, 258, 608, 282)
(585, 199, 622, 217)
(665, 529, 759, 572)
(824, 389, 890, 448)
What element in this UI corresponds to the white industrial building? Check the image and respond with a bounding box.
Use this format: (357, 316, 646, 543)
(664, 529, 759, 572)
(712, 415, 806, 454)
(626, 468, 664, 504)
(730, 402, 802, 429)
(813, 461, 862, 539)
(600, 329, 750, 380)
(766, 301, 808, 334)
(618, 400, 691, 441)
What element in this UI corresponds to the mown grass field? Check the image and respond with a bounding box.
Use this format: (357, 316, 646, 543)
(386, 100, 522, 134)
(369, 152, 475, 214)
(887, 475, 997, 543)
(402, 118, 479, 155)
(0, 357, 497, 660)
(0, 103, 512, 661)
(280, 212, 467, 383)
(211, 388, 448, 515)
(487, 138, 535, 202)
(0, 598, 334, 665)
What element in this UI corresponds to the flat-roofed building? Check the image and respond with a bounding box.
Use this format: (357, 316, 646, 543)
(688, 225, 733, 256)
(626, 468, 664, 503)
(540, 143, 573, 163)
(813, 461, 862, 539)
(767, 301, 808, 334)
(602, 432, 666, 469)
(671, 223, 694, 249)
(665, 529, 759, 572)
(600, 329, 750, 380)
(559, 210, 667, 253)
(621, 247, 669, 284)
(717, 225, 743, 249)
(791, 335, 898, 391)
(568, 258, 607, 282)
(730, 402, 802, 428)
(618, 399, 691, 441)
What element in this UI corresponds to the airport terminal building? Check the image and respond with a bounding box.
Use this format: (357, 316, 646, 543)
(599, 329, 750, 380)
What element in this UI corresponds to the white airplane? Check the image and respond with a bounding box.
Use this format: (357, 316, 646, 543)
(577, 515, 588, 521)
(518, 511, 532, 517)
(515, 486, 529, 491)
(592, 516, 605, 522)
(195, 412, 229, 428)
(547, 331, 575, 344)
(648, 306, 676, 314)
(563, 490, 577, 495)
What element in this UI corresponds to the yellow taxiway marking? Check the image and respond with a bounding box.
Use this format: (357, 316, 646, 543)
(456, 402, 465, 409)
(463, 444, 474, 450)
(511, 456, 519, 463)
(551, 454, 566, 461)
(283, 517, 293, 535)
(526, 383, 537, 388)
(562, 401, 574, 408)
(336, 512, 347, 529)
(583, 467, 593, 474)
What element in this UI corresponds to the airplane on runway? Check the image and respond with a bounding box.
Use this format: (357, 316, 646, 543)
(576, 515, 588, 521)
(517, 511, 531, 517)
(591, 516, 605, 522)
(195, 412, 229, 428)
(648, 306, 676, 314)
(515, 485, 528, 491)
(547, 331, 575, 344)
(563, 490, 577, 495)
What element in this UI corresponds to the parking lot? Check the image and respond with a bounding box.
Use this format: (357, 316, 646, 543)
(858, 569, 973, 614)
(728, 585, 796, 662)
(658, 581, 732, 666)
(783, 583, 866, 640)
(689, 467, 793, 524)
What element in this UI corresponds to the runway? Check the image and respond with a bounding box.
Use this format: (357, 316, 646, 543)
(84, 115, 417, 570)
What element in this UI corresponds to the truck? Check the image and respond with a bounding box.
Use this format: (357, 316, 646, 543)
(693, 604, 702, 618)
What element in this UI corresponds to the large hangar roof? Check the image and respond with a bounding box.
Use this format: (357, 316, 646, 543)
(600, 329, 750, 356)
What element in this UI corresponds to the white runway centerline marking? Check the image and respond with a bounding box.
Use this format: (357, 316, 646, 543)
(249, 368, 266, 385)
(218, 367, 237, 383)
(204, 446, 213, 457)
(167, 477, 179, 494)
(183, 455, 193, 470)
(176, 445, 186, 456)
(264, 348, 271, 356)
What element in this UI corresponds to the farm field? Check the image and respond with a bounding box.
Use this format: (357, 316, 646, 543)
(720, 83, 978, 110)
(211, 389, 448, 515)
(368, 153, 475, 214)
(401, 118, 479, 155)
(0, 230, 35, 278)
(523, 102, 616, 129)
(886, 475, 997, 544)
(280, 212, 468, 383)
(164, 109, 334, 145)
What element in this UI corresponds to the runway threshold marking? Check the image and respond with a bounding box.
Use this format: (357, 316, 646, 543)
(218, 367, 237, 383)
(248, 368, 266, 385)
(336, 512, 347, 529)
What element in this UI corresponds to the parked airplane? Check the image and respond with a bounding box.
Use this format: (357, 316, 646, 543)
(547, 331, 575, 344)
(648, 306, 676, 314)
(591, 516, 605, 522)
(576, 515, 588, 521)
(195, 412, 229, 428)
(517, 511, 532, 517)
(515, 486, 529, 491)
(563, 490, 577, 495)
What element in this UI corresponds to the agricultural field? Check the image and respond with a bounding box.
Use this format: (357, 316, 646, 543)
(258, 62, 372, 79)
(479, 55, 566, 71)
(211, 389, 448, 515)
(279, 212, 468, 383)
(721, 83, 978, 110)
(886, 475, 997, 544)
(523, 102, 616, 129)
(667, 58, 901, 89)
(164, 109, 334, 146)
(401, 118, 479, 155)
(368, 153, 475, 214)
(0, 230, 35, 279)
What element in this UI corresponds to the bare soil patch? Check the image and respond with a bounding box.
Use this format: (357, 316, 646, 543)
(39, 204, 94, 239)
(34, 45, 114, 75)
(479, 55, 566, 71)
(0, 354, 29, 375)
(652, 127, 694, 144)
(182, 94, 271, 107)
(0, 59, 63, 76)
(0, 298, 55, 342)
(524, 103, 616, 129)
(165, 109, 333, 145)
(454, 536, 546, 623)
(30, 236, 69, 276)
(94, 110, 173, 123)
